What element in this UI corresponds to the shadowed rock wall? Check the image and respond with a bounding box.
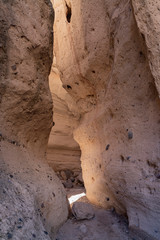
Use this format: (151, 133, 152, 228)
(0, 1, 68, 239)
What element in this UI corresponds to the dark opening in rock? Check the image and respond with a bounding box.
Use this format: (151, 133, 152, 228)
(66, 3, 72, 23)
(67, 85, 72, 89)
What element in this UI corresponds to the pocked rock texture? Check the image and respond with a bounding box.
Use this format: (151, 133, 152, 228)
(53, 0, 160, 239)
(0, 1, 68, 239)
(47, 60, 81, 173)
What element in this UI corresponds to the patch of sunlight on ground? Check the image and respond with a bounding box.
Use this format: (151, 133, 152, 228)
(68, 192, 86, 204)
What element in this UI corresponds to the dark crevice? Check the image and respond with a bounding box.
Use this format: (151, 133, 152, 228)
(65, 2, 72, 23)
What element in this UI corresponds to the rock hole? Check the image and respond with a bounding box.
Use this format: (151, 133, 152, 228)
(106, 144, 110, 151)
(65, 2, 72, 23)
(67, 85, 72, 89)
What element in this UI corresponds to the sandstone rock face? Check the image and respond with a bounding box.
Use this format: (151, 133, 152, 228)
(47, 62, 81, 173)
(132, 0, 160, 96)
(53, 0, 160, 238)
(0, 1, 68, 239)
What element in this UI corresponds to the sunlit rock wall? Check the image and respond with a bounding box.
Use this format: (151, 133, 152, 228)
(47, 61, 81, 173)
(53, 0, 160, 238)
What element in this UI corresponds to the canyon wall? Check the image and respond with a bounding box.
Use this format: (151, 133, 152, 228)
(53, 0, 160, 238)
(0, 1, 68, 239)
(47, 60, 81, 173)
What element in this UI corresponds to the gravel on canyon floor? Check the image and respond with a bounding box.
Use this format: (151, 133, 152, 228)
(56, 188, 152, 240)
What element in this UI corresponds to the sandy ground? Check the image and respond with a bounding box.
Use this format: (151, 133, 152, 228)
(56, 188, 152, 240)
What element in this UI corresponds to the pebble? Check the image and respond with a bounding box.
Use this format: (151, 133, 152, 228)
(63, 179, 73, 188)
(7, 233, 13, 239)
(72, 202, 95, 220)
(128, 131, 133, 139)
(61, 171, 67, 180)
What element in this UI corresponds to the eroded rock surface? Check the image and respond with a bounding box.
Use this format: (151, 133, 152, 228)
(53, 0, 160, 238)
(47, 62, 81, 173)
(0, 1, 68, 239)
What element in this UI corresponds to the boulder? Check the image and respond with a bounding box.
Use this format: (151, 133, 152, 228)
(72, 202, 95, 220)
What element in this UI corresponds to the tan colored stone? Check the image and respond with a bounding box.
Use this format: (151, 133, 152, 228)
(53, 0, 160, 238)
(0, 0, 68, 239)
(47, 62, 81, 172)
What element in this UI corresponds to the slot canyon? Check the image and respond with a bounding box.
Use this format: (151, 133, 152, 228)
(0, 0, 160, 240)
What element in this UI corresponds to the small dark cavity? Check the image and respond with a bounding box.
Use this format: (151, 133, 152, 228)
(92, 177, 95, 182)
(120, 155, 125, 162)
(92, 70, 95, 73)
(17, 226, 22, 229)
(53, 121, 55, 126)
(67, 85, 72, 89)
(99, 164, 101, 169)
(41, 203, 45, 208)
(75, 82, 79, 85)
(106, 197, 110, 201)
(10, 174, 13, 178)
(106, 144, 110, 151)
(141, 33, 145, 40)
(139, 51, 143, 56)
(44, 231, 48, 235)
(66, 2, 72, 23)
(126, 156, 131, 160)
(87, 94, 94, 97)
(52, 192, 55, 197)
(147, 160, 157, 169)
(32, 234, 36, 238)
